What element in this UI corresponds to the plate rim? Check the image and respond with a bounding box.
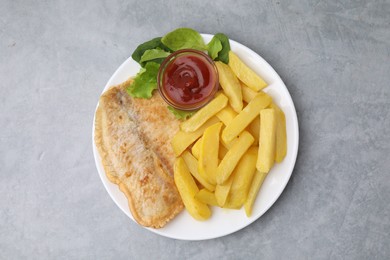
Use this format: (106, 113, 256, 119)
(92, 33, 299, 240)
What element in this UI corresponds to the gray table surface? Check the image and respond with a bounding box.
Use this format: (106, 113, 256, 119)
(1, 0, 389, 259)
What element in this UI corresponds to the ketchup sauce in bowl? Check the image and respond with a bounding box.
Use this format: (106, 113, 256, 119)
(158, 49, 219, 111)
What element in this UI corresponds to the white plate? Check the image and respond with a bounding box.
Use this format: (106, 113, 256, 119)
(92, 34, 299, 240)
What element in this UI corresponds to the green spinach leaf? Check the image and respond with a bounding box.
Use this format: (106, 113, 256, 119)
(207, 37, 223, 60)
(213, 33, 230, 64)
(139, 48, 171, 64)
(162, 28, 206, 51)
(132, 37, 171, 67)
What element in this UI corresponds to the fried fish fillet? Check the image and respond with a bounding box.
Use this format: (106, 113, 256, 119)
(94, 78, 183, 228)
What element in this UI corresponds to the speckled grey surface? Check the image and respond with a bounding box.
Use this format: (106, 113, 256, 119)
(1, 0, 389, 259)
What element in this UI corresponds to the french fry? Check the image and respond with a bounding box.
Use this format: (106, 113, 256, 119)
(181, 151, 215, 191)
(221, 131, 253, 150)
(219, 144, 228, 159)
(216, 105, 237, 125)
(221, 201, 238, 209)
(226, 147, 258, 209)
(228, 51, 267, 91)
(222, 92, 272, 143)
(198, 122, 223, 185)
(247, 116, 260, 144)
(216, 131, 254, 184)
(191, 137, 202, 159)
(270, 103, 287, 163)
(172, 117, 220, 156)
(241, 82, 258, 103)
(244, 170, 268, 217)
(180, 93, 228, 132)
(257, 109, 276, 173)
(217, 105, 255, 150)
(215, 175, 234, 206)
(174, 158, 211, 220)
(215, 62, 243, 113)
(195, 189, 219, 206)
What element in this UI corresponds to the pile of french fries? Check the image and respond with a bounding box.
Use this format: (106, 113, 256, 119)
(172, 51, 287, 220)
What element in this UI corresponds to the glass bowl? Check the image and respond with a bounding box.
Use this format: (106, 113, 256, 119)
(157, 49, 219, 111)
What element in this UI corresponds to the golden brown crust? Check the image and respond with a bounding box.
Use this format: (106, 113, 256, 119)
(94, 78, 183, 228)
(130, 96, 179, 176)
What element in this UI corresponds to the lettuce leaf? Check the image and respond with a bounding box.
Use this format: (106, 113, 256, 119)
(162, 28, 206, 51)
(126, 62, 160, 99)
(167, 106, 196, 120)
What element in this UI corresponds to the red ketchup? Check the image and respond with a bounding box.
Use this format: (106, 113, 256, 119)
(158, 50, 218, 110)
